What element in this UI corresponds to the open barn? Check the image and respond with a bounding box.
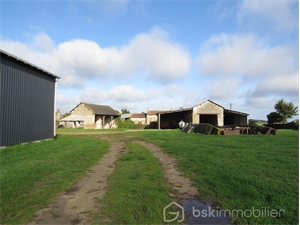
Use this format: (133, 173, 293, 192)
(157, 100, 248, 129)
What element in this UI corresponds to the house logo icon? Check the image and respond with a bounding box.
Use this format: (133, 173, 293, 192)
(163, 201, 185, 223)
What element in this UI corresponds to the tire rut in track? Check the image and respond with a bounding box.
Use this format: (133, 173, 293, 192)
(28, 140, 127, 225)
(133, 140, 199, 202)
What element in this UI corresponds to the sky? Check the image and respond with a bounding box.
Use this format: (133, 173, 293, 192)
(1, 0, 299, 120)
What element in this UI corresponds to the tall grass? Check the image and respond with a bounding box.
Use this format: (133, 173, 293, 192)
(0, 135, 109, 224)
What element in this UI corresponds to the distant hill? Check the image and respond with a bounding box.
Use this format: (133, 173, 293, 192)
(248, 119, 268, 126)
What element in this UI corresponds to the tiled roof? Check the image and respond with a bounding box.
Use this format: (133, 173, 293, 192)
(121, 114, 131, 119)
(60, 115, 93, 122)
(83, 103, 120, 116)
(224, 109, 249, 116)
(147, 110, 168, 115)
(130, 113, 146, 118)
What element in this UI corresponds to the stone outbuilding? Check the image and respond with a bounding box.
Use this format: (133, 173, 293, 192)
(60, 102, 119, 129)
(129, 113, 146, 124)
(146, 110, 168, 128)
(157, 100, 248, 129)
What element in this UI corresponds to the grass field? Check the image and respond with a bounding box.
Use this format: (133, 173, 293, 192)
(0, 135, 109, 224)
(92, 142, 173, 224)
(1, 128, 298, 224)
(127, 129, 299, 224)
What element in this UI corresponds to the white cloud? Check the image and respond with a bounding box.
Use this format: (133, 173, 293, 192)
(33, 32, 55, 52)
(205, 77, 241, 100)
(196, 34, 297, 77)
(123, 27, 191, 82)
(108, 85, 147, 102)
(237, 0, 298, 32)
(209, 0, 238, 20)
(248, 71, 299, 97)
(79, 88, 108, 103)
(56, 94, 80, 114)
(196, 33, 298, 112)
(165, 84, 183, 97)
(78, 85, 160, 104)
(1, 28, 191, 87)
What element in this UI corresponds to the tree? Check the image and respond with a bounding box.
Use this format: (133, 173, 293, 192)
(121, 108, 130, 114)
(61, 112, 70, 119)
(267, 112, 283, 124)
(248, 119, 258, 126)
(274, 99, 298, 124)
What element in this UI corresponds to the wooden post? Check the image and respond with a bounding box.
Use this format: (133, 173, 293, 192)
(158, 113, 161, 130)
(102, 115, 105, 128)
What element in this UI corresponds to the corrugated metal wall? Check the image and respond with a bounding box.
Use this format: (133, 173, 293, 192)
(0, 54, 56, 146)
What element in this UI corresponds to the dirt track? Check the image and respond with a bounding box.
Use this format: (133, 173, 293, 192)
(134, 140, 199, 200)
(28, 135, 199, 224)
(28, 140, 127, 225)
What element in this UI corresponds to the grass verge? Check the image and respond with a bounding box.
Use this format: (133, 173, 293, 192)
(93, 142, 174, 224)
(127, 129, 298, 224)
(0, 135, 109, 224)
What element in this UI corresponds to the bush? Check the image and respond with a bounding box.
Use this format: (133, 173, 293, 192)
(295, 119, 299, 128)
(266, 121, 299, 130)
(115, 118, 145, 129)
(267, 112, 283, 124)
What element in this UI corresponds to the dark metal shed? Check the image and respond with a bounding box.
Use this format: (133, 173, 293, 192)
(0, 49, 60, 147)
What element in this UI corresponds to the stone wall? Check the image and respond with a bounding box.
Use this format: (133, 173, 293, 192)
(95, 115, 117, 129)
(192, 101, 224, 126)
(131, 118, 146, 124)
(146, 115, 158, 125)
(71, 103, 95, 128)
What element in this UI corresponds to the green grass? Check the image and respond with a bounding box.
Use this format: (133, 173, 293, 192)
(256, 122, 266, 126)
(56, 128, 129, 133)
(2, 129, 298, 224)
(0, 135, 109, 224)
(127, 129, 299, 224)
(93, 142, 174, 224)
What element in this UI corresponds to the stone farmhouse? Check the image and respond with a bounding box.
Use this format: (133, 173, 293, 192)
(60, 102, 119, 129)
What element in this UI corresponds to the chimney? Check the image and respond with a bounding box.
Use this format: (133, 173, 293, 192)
(230, 103, 232, 110)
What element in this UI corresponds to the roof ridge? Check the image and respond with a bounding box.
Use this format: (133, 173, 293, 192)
(1, 49, 60, 79)
(81, 102, 110, 107)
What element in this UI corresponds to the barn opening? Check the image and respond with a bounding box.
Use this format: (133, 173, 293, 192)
(159, 109, 192, 129)
(199, 114, 218, 126)
(224, 109, 248, 125)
